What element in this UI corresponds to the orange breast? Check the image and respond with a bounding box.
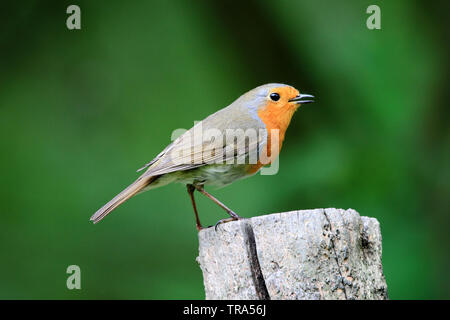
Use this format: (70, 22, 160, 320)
(246, 100, 298, 174)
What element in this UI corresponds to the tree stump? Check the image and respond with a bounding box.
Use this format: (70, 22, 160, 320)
(196, 208, 388, 300)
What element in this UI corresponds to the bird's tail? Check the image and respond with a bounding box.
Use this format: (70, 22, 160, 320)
(90, 176, 157, 224)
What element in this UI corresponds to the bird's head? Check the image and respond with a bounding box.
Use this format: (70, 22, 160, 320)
(239, 83, 314, 113)
(239, 83, 314, 131)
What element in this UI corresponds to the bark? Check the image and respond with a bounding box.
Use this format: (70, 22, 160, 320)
(196, 208, 388, 300)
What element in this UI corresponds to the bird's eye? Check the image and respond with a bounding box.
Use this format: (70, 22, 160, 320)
(270, 93, 280, 101)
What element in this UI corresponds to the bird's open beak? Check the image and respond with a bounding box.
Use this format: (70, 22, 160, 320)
(289, 93, 315, 104)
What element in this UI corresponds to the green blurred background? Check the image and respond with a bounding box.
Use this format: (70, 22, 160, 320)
(0, 0, 448, 299)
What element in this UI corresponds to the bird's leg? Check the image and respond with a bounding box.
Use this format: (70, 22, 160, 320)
(193, 185, 242, 229)
(193, 185, 241, 219)
(187, 184, 203, 231)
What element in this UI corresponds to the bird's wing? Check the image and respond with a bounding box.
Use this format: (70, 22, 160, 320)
(136, 143, 174, 172)
(139, 106, 267, 177)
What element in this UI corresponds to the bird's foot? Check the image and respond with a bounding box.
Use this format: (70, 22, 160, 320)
(213, 215, 242, 231)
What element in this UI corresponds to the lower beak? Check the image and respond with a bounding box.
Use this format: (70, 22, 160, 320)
(289, 93, 315, 104)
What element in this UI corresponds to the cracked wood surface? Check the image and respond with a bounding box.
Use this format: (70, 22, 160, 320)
(196, 208, 388, 300)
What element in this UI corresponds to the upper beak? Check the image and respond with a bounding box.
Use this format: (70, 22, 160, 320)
(289, 93, 315, 104)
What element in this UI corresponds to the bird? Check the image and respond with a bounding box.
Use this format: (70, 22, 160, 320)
(91, 83, 314, 230)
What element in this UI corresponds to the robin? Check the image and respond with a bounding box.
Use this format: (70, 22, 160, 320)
(91, 83, 314, 230)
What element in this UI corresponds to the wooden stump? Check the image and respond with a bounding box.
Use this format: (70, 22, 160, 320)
(196, 208, 388, 300)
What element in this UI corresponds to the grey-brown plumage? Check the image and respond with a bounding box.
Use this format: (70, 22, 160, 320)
(91, 83, 314, 226)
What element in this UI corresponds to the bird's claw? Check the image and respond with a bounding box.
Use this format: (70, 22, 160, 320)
(213, 216, 242, 231)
